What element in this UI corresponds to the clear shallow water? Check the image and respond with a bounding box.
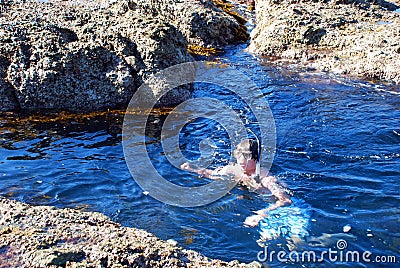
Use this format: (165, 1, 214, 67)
(1, 45, 400, 267)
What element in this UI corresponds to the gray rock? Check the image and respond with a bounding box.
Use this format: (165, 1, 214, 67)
(0, 54, 19, 111)
(0, 0, 247, 112)
(128, 0, 249, 48)
(249, 0, 400, 83)
(0, 79, 19, 111)
(0, 197, 248, 267)
(31, 249, 86, 266)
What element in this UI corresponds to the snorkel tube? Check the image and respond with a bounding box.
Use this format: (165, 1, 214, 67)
(248, 129, 261, 182)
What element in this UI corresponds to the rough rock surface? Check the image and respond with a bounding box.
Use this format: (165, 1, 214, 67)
(0, 197, 259, 267)
(0, 0, 248, 112)
(130, 0, 249, 49)
(249, 0, 400, 83)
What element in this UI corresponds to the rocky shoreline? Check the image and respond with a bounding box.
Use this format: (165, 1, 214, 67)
(0, 197, 260, 267)
(249, 0, 400, 83)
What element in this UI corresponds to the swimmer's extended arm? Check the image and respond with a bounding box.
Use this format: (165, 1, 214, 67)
(181, 163, 235, 181)
(180, 162, 218, 179)
(257, 176, 292, 216)
(244, 176, 292, 227)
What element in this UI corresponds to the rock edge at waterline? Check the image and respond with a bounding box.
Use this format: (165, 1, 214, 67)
(0, 197, 261, 267)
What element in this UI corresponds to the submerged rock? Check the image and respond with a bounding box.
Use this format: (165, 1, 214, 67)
(0, 0, 247, 112)
(249, 0, 400, 83)
(0, 197, 248, 267)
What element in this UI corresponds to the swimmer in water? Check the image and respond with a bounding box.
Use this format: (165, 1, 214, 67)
(180, 139, 292, 227)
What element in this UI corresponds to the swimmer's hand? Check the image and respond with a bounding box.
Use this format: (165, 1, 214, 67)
(244, 210, 268, 227)
(180, 162, 213, 178)
(244, 214, 264, 227)
(180, 162, 191, 170)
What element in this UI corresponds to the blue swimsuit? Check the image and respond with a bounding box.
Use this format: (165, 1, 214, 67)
(259, 197, 311, 240)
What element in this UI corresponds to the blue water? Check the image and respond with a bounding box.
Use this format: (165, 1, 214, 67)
(1, 44, 399, 267)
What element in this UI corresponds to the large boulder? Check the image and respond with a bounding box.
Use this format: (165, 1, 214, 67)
(0, 0, 248, 112)
(249, 0, 400, 83)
